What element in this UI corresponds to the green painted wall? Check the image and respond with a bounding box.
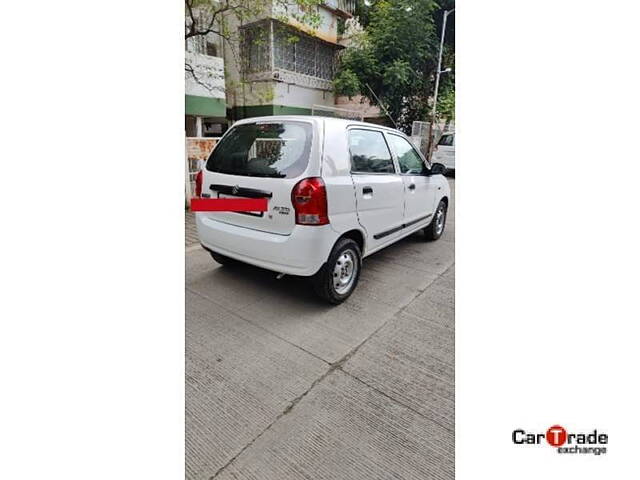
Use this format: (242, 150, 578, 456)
(185, 95, 226, 117)
(230, 104, 313, 120)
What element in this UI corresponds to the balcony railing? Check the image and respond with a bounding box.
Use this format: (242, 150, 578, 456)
(323, 0, 355, 16)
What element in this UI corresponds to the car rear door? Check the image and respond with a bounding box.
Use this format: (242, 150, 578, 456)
(201, 119, 318, 236)
(386, 133, 438, 229)
(348, 128, 405, 249)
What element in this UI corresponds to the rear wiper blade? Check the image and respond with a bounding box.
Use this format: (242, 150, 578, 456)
(252, 173, 286, 178)
(210, 168, 286, 178)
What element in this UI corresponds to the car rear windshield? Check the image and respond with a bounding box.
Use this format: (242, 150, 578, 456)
(438, 134, 454, 146)
(206, 122, 312, 178)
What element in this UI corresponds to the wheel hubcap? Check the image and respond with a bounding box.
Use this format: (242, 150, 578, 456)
(333, 249, 358, 295)
(435, 204, 445, 235)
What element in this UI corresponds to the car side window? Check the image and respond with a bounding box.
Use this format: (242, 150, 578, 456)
(348, 129, 396, 174)
(438, 134, 454, 146)
(387, 134, 427, 175)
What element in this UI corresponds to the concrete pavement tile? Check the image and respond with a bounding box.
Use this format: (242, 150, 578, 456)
(186, 247, 218, 284)
(411, 282, 454, 311)
(440, 223, 455, 244)
(186, 211, 200, 247)
(366, 232, 454, 277)
(403, 270, 454, 329)
(216, 370, 454, 480)
(186, 252, 283, 311)
(343, 310, 454, 432)
(236, 281, 399, 364)
(355, 258, 439, 309)
(186, 290, 329, 480)
(404, 295, 454, 331)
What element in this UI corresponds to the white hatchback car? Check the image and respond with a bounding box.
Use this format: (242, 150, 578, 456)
(196, 116, 450, 304)
(432, 132, 455, 174)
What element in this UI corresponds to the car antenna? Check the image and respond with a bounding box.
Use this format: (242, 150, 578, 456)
(365, 83, 398, 130)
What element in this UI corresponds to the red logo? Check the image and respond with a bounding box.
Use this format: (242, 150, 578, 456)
(546, 425, 567, 447)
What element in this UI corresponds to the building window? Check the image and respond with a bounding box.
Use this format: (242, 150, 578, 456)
(186, 33, 219, 58)
(274, 27, 296, 72)
(241, 23, 271, 73)
(202, 118, 225, 137)
(273, 25, 336, 80)
(205, 41, 217, 57)
(241, 21, 337, 81)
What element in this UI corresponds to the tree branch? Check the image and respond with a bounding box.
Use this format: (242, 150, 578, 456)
(185, 62, 225, 96)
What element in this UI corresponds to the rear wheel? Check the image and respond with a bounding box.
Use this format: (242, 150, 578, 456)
(312, 238, 362, 304)
(209, 251, 238, 266)
(424, 200, 447, 241)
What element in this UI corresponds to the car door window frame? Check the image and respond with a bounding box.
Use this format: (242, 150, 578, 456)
(385, 132, 431, 176)
(347, 127, 399, 175)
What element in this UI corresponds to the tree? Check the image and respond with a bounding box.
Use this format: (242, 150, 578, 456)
(334, 0, 455, 133)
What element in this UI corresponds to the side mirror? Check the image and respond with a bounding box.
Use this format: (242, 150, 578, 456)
(430, 163, 447, 175)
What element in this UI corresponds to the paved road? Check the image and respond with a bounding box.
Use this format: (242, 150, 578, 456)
(186, 211, 199, 248)
(186, 179, 455, 480)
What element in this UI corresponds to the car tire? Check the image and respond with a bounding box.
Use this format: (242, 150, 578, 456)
(424, 199, 448, 241)
(209, 251, 238, 266)
(312, 238, 362, 305)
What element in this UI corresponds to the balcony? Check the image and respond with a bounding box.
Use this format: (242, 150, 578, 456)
(185, 52, 225, 100)
(323, 0, 355, 17)
(241, 20, 339, 91)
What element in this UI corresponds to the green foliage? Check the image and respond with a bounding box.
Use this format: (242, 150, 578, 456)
(335, 0, 455, 132)
(333, 70, 361, 98)
(437, 83, 455, 120)
(382, 59, 412, 90)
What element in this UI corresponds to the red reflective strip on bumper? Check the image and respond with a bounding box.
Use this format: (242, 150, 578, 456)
(190, 198, 268, 212)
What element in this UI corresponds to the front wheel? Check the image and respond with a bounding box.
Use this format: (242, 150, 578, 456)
(424, 200, 447, 241)
(312, 238, 362, 305)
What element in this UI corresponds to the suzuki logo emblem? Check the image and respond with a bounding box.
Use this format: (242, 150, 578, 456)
(232, 185, 239, 195)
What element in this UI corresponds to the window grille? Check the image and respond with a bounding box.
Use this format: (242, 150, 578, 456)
(273, 28, 296, 72)
(316, 43, 335, 80)
(241, 23, 271, 73)
(243, 21, 337, 81)
(273, 26, 336, 80)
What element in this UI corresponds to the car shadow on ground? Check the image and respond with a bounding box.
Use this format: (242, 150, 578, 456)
(190, 229, 447, 310)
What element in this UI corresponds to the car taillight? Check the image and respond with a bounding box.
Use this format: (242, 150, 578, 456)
(195, 170, 203, 198)
(291, 177, 329, 225)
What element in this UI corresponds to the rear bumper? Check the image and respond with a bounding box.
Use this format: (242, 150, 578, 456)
(195, 213, 336, 276)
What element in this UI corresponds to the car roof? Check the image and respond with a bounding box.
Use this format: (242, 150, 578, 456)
(232, 115, 405, 135)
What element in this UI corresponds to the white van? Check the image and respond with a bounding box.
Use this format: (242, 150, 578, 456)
(432, 132, 455, 174)
(196, 116, 450, 304)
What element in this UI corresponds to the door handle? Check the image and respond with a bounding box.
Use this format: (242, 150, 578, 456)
(408, 183, 416, 190)
(363, 186, 373, 195)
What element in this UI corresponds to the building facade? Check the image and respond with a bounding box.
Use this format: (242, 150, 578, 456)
(222, 0, 355, 121)
(185, 22, 227, 137)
